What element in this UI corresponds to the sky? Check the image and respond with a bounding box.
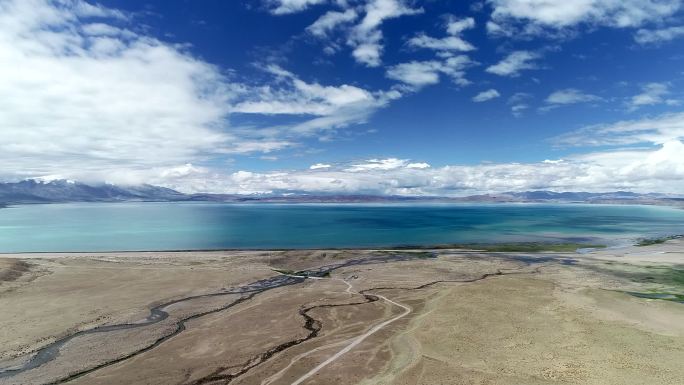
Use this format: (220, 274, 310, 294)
(1, 0, 684, 195)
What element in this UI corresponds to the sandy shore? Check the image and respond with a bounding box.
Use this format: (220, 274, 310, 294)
(0, 242, 682, 384)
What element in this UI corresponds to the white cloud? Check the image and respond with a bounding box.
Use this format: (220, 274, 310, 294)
(266, 0, 326, 15)
(386, 61, 441, 87)
(81, 22, 133, 37)
(486, 51, 539, 77)
(0, 0, 242, 185)
(307, 9, 357, 37)
(193, 142, 684, 195)
(310, 163, 332, 169)
(7, 0, 684, 195)
(408, 34, 475, 52)
(545, 88, 601, 105)
(118, 110, 684, 195)
(554, 111, 684, 147)
(408, 16, 476, 54)
(508, 92, 532, 103)
(487, 0, 682, 37)
(386, 56, 474, 88)
(446, 17, 477, 35)
(511, 104, 528, 117)
(507, 92, 532, 116)
(348, 0, 423, 66)
(302, 0, 423, 66)
(485, 20, 511, 36)
(234, 65, 399, 136)
(234, 65, 375, 116)
(406, 162, 431, 169)
(472, 89, 501, 102)
(0, 0, 409, 186)
(346, 158, 413, 172)
(628, 82, 678, 110)
(635, 26, 684, 44)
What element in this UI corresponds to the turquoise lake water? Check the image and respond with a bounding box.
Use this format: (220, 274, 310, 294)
(1, 202, 683, 252)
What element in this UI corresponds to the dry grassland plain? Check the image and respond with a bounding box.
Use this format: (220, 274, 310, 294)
(0, 241, 683, 385)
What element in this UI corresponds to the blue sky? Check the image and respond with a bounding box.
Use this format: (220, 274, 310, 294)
(1, 0, 684, 195)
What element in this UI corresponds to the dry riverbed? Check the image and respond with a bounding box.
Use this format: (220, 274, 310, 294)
(0, 242, 683, 385)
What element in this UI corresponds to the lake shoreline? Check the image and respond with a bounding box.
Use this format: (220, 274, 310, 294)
(1, 202, 683, 253)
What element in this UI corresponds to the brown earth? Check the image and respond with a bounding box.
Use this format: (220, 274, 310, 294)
(0, 244, 682, 385)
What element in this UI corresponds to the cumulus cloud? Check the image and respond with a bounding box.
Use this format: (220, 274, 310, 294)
(386, 61, 441, 87)
(310, 163, 332, 169)
(7, 0, 684, 196)
(554, 111, 684, 147)
(211, 111, 679, 196)
(546, 89, 601, 104)
(194, 142, 684, 195)
(265, 0, 326, 15)
(628, 82, 679, 110)
(84, 111, 684, 196)
(0, 0, 409, 186)
(510, 104, 528, 117)
(406, 162, 430, 169)
(542, 89, 602, 110)
(234, 65, 401, 136)
(407, 16, 476, 54)
(508, 92, 532, 104)
(472, 89, 501, 102)
(234, 65, 375, 116)
(0, 0, 242, 184)
(486, 50, 539, 77)
(346, 158, 417, 172)
(347, 0, 423, 66)
(302, 0, 423, 66)
(507, 92, 532, 116)
(386, 56, 474, 88)
(635, 26, 684, 44)
(487, 0, 682, 37)
(307, 8, 358, 37)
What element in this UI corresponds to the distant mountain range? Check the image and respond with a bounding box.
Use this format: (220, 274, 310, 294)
(0, 180, 186, 204)
(0, 180, 682, 206)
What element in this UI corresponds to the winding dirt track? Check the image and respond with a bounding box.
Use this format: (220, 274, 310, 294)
(285, 269, 535, 385)
(289, 286, 411, 385)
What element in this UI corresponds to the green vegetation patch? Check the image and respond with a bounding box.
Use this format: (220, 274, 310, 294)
(589, 263, 684, 290)
(594, 264, 684, 304)
(626, 266, 684, 287)
(411, 251, 437, 259)
(626, 291, 684, 304)
(375, 250, 437, 259)
(397, 242, 605, 252)
(636, 235, 682, 246)
(398, 251, 436, 258)
(644, 268, 681, 287)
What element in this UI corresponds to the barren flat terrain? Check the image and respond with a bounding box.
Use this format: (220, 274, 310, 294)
(0, 242, 683, 385)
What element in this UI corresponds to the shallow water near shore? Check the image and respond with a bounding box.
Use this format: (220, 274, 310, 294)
(0, 202, 683, 252)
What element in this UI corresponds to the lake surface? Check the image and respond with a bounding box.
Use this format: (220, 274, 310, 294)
(1, 202, 683, 252)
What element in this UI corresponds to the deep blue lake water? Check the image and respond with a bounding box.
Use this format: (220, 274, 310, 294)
(1, 202, 683, 252)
